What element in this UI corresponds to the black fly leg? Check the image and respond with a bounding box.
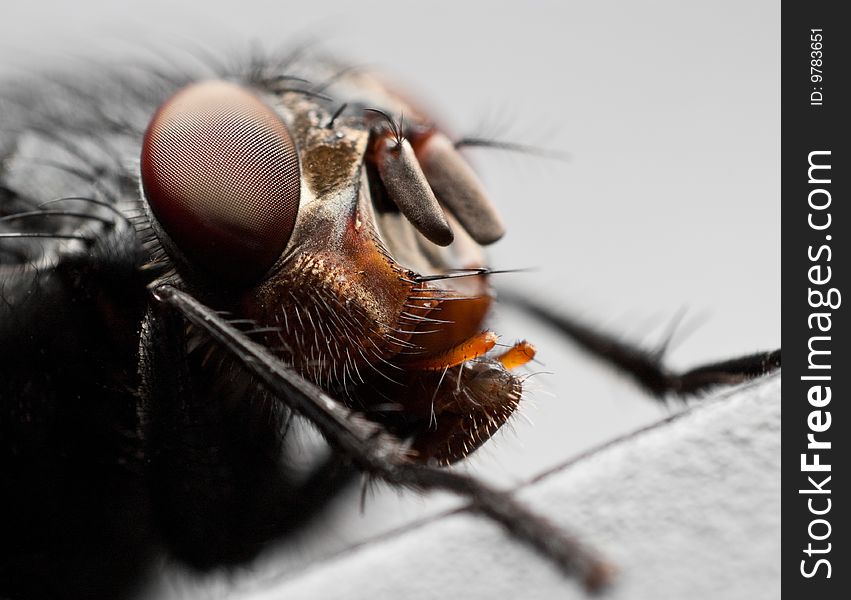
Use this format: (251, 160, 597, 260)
(154, 285, 613, 591)
(507, 295, 781, 398)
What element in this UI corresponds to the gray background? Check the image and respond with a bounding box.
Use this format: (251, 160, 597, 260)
(2, 0, 780, 596)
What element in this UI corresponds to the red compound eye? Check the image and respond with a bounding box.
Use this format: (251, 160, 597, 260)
(141, 80, 300, 285)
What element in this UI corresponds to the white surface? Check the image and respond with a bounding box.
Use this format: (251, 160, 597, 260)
(240, 374, 782, 599)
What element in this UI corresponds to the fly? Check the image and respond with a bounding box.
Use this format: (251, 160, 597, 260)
(0, 48, 780, 599)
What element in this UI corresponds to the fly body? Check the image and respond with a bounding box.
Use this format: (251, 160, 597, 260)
(0, 47, 780, 600)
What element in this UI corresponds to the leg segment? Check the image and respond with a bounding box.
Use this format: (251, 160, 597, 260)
(508, 295, 780, 397)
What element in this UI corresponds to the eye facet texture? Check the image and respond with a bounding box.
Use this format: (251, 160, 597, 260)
(141, 80, 300, 284)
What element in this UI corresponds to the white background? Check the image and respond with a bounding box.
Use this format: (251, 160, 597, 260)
(2, 0, 780, 595)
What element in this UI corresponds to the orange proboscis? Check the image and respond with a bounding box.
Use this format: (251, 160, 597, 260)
(497, 340, 537, 370)
(405, 331, 498, 370)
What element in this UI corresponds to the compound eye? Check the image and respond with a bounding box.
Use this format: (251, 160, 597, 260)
(141, 80, 300, 285)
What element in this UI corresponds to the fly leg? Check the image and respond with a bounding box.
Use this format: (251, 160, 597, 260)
(154, 284, 613, 591)
(507, 295, 780, 398)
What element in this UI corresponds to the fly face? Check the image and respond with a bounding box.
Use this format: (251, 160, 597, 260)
(139, 67, 534, 466)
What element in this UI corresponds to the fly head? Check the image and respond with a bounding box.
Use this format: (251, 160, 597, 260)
(138, 62, 536, 466)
